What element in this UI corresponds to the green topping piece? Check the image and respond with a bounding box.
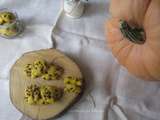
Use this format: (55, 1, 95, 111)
(47, 65, 56, 74)
(64, 76, 82, 94)
(64, 76, 82, 86)
(24, 60, 63, 80)
(31, 67, 42, 79)
(0, 12, 16, 25)
(24, 85, 63, 105)
(42, 74, 51, 80)
(64, 84, 81, 94)
(40, 85, 63, 102)
(24, 59, 47, 79)
(42, 64, 63, 80)
(33, 60, 46, 70)
(0, 11, 20, 37)
(24, 85, 41, 105)
(24, 64, 33, 77)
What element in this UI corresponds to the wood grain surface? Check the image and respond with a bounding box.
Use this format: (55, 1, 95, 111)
(10, 49, 84, 120)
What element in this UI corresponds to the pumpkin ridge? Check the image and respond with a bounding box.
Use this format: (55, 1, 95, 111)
(140, 45, 157, 80)
(126, 47, 152, 77)
(111, 39, 134, 67)
(111, 37, 131, 54)
(110, 37, 126, 55)
(143, 0, 160, 30)
(141, 53, 158, 80)
(106, 19, 124, 44)
(142, 44, 160, 80)
(131, 0, 151, 27)
(146, 42, 160, 58)
(142, 0, 151, 25)
(116, 43, 134, 66)
(108, 35, 124, 49)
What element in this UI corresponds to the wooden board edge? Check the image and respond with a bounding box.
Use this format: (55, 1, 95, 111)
(9, 48, 85, 120)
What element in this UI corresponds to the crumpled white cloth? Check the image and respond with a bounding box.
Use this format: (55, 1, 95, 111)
(0, 0, 160, 120)
(51, 0, 160, 120)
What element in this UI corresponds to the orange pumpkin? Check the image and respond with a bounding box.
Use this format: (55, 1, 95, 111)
(106, 0, 160, 81)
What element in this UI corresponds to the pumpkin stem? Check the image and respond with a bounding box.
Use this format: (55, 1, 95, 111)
(120, 20, 145, 44)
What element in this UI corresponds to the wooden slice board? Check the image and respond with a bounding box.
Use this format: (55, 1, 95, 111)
(10, 49, 84, 120)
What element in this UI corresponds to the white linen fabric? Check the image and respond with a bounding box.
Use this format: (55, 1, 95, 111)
(0, 0, 160, 120)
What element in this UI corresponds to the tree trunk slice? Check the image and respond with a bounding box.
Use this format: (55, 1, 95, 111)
(10, 49, 84, 120)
